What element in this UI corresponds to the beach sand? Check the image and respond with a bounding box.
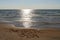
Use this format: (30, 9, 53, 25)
(0, 23, 60, 40)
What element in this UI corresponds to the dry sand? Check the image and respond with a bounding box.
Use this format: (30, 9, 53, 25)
(0, 23, 60, 40)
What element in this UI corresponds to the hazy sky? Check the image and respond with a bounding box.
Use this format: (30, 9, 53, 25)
(0, 0, 60, 9)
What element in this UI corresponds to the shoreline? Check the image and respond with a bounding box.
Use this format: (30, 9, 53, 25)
(0, 23, 60, 40)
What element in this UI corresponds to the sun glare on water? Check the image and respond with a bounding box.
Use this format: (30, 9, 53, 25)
(21, 9, 32, 28)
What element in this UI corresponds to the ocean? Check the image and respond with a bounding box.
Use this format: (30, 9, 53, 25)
(0, 9, 60, 28)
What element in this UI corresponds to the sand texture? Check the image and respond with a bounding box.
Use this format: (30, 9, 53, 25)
(0, 24, 60, 40)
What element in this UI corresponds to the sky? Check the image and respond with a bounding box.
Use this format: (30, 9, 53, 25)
(0, 0, 60, 9)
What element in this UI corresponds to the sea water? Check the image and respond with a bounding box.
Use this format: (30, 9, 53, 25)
(0, 9, 60, 28)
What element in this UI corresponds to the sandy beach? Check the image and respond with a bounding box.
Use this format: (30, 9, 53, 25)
(0, 23, 60, 40)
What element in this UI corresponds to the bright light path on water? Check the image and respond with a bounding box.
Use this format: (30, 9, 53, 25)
(21, 9, 32, 28)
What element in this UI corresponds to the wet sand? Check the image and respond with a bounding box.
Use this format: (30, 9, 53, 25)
(0, 24, 60, 40)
